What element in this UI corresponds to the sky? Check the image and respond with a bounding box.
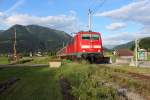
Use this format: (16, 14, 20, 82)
(0, 0, 150, 48)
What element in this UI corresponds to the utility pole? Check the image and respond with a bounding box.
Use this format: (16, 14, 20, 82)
(63, 41, 64, 47)
(13, 28, 17, 61)
(88, 9, 92, 31)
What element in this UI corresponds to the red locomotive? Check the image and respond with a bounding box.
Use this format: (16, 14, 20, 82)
(57, 31, 105, 63)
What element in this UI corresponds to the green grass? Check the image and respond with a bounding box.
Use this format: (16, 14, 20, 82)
(0, 63, 150, 100)
(104, 51, 113, 57)
(148, 54, 150, 60)
(0, 63, 119, 100)
(0, 57, 9, 64)
(0, 67, 62, 100)
(106, 66, 150, 99)
(57, 63, 118, 100)
(57, 63, 150, 99)
(112, 66, 150, 74)
(0, 56, 52, 65)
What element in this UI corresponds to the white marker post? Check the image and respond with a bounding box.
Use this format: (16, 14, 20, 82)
(135, 38, 138, 67)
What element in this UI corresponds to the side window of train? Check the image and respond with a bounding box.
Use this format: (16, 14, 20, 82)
(73, 38, 75, 43)
(70, 38, 74, 44)
(82, 34, 90, 40)
(91, 34, 99, 40)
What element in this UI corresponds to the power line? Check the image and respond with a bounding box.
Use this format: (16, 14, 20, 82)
(87, 0, 107, 31)
(92, 0, 107, 14)
(89, 0, 99, 10)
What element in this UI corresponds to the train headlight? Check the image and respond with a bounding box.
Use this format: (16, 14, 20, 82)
(98, 50, 100, 52)
(82, 50, 85, 52)
(93, 45, 101, 48)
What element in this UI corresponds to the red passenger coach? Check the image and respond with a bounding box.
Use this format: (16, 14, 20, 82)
(57, 31, 104, 63)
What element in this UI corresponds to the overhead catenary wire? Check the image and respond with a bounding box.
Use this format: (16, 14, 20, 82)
(88, 0, 107, 31)
(89, 0, 107, 14)
(92, 0, 107, 14)
(88, 0, 99, 10)
(45, 0, 107, 33)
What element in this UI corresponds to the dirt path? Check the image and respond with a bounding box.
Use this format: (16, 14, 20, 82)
(128, 72, 150, 80)
(0, 64, 48, 68)
(0, 77, 20, 94)
(59, 75, 75, 100)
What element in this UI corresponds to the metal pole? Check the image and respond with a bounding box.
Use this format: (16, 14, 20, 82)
(63, 42, 64, 47)
(88, 9, 92, 31)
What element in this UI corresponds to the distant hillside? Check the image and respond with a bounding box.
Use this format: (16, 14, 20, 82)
(0, 25, 72, 54)
(114, 37, 150, 51)
(139, 37, 150, 50)
(114, 41, 134, 50)
(0, 30, 4, 33)
(103, 47, 112, 51)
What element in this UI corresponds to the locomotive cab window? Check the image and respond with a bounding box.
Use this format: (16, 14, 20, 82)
(81, 34, 90, 40)
(91, 34, 99, 40)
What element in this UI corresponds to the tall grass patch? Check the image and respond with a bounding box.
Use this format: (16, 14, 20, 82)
(57, 63, 118, 100)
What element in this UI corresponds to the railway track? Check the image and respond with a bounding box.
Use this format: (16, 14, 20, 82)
(0, 64, 48, 68)
(128, 72, 150, 80)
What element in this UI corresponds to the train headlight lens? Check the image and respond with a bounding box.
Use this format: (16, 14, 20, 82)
(82, 50, 85, 52)
(93, 45, 101, 48)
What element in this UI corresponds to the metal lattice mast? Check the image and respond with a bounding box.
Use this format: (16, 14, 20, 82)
(88, 9, 92, 31)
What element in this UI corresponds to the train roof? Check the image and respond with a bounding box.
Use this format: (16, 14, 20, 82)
(77, 31, 101, 34)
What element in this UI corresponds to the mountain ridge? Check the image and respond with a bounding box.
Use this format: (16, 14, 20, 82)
(114, 37, 150, 51)
(0, 24, 72, 54)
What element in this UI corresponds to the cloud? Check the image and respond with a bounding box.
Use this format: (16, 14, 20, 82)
(95, 0, 150, 34)
(103, 32, 133, 46)
(95, 0, 150, 47)
(106, 22, 126, 31)
(0, 0, 83, 33)
(103, 31, 150, 47)
(0, 12, 3, 16)
(0, 11, 85, 33)
(96, 0, 150, 22)
(0, 12, 6, 23)
(69, 10, 77, 15)
(95, 0, 150, 25)
(5, 0, 25, 13)
(142, 25, 150, 34)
